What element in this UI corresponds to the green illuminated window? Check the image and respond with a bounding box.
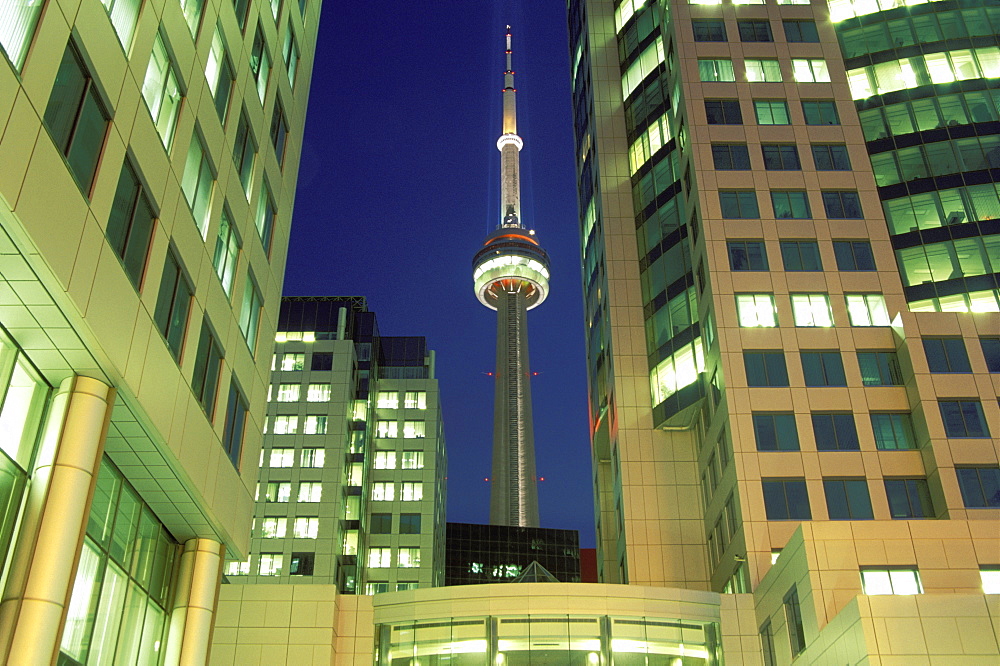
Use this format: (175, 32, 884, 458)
(213, 208, 240, 297)
(141, 33, 182, 150)
(250, 23, 271, 104)
(699, 58, 735, 82)
(746, 59, 782, 82)
(181, 132, 214, 236)
(754, 99, 790, 125)
(871, 413, 916, 450)
(205, 27, 234, 122)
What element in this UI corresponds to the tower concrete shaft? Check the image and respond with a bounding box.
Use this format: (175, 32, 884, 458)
(490, 284, 539, 527)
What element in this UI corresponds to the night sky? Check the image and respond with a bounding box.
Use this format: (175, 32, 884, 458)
(282, 1, 596, 546)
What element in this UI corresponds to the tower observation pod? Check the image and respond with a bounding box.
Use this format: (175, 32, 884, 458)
(472, 26, 551, 528)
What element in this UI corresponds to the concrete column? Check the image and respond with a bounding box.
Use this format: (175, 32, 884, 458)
(0, 376, 114, 664)
(164, 538, 225, 666)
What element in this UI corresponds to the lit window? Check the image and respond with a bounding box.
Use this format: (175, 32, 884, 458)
(376, 421, 398, 438)
(181, 133, 214, 236)
(754, 100, 790, 125)
(398, 548, 420, 568)
(283, 24, 300, 87)
(368, 548, 391, 568)
(365, 582, 389, 595)
(280, 353, 304, 371)
(792, 59, 830, 82)
(648, 339, 706, 405)
(300, 448, 324, 467)
(699, 58, 735, 82)
(622, 38, 665, 98)
(225, 559, 250, 576)
(981, 568, 1000, 594)
(180, 0, 204, 35)
(293, 517, 318, 539)
(261, 517, 286, 538)
(377, 391, 399, 408)
(374, 451, 397, 469)
(400, 483, 423, 502)
(846, 294, 890, 326)
(212, 209, 240, 297)
(371, 482, 394, 502)
(232, 110, 256, 195)
(249, 23, 270, 104)
(258, 553, 283, 576)
(276, 384, 299, 402)
(239, 274, 263, 353)
(791, 294, 833, 327)
(106, 161, 156, 289)
(44, 42, 110, 195)
(262, 482, 291, 502)
(269, 0, 280, 19)
(297, 482, 321, 503)
(205, 28, 234, 122)
(403, 421, 425, 438)
(871, 413, 916, 450)
(307, 384, 331, 402)
(404, 391, 427, 409)
(0, 0, 43, 68)
(254, 181, 276, 253)
(141, 33, 181, 149)
(861, 569, 923, 595)
(736, 294, 777, 327)
(269, 448, 294, 468)
(303, 415, 327, 434)
(746, 59, 782, 82)
(401, 451, 424, 469)
(272, 415, 297, 434)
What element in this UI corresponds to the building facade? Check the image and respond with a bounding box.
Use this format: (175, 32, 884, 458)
(0, 0, 319, 662)
(444, 522, 582, 586)
(223, 298, 446, 595)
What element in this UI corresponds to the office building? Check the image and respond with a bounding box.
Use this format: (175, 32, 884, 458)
(444, 522, 581, 585)
(222, 298, 446, 594)
(472, 27, 552, 527)
(0, 0, 319, 662)
(566, 0, 1000, 663)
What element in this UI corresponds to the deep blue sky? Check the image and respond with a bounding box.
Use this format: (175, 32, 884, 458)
(282, 1, 596, 546)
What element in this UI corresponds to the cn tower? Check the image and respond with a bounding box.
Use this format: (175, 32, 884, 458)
(472, 27, 550, 528)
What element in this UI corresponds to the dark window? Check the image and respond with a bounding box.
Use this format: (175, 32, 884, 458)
(871, 413, 917, 450)
(956, 467, 1000, 508)
(803, 100, 840, 125)
(801, 351, 846, 386)
(289, 552, 314, 575)
(760, 620, 776, 666)
(233, 110, 256, 192)
(939, 401, 991, 438)
(399, 513, 421, 534)
(744, 351, 789, 387)
(771, 191, 811, 219)
(824, 478, 874, 519)
(311, 352, 333, 371)
(753, 413, 799, 451)
(762, 144, 800, 170)
(762, 479, 811, 519)
(192, 318, 223, 419)
(755, 99, 790, 125)
(233, 0, 251, 30)
(221, 379, 247, 468)
(822, 191, 863, 218)
(720, 191, 759, 219)
(922, 338, 972, 373)
(784, 587, 807, 655)
(858, 351, 903, 386)
(693, 19, 727, 41)
(255, 183, 276, 254)
(270, 99, 289, 165)
(783, 19, 819, 42)
(44, 42, 110, 195)
(154, 251, 193, 360)
(981, 338, 1000, 372)
(106, 161, 155, 289)
(738, 19, 773, 42)
(780, 241, 822, 271)
(712, 143, 751, 170)
(812, 413, 860, 450)
(370, 513, 392, 534)
(705, 99, 742, 124)
(728, 240, 768, 270)
(812, 144, 851, 170)
(885, 478, 934, 518)
(833, 240, 875, 270)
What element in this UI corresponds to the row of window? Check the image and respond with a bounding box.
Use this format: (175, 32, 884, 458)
(227, 551, 314, 577)
(713, 142, 852, 172)
(274, 351, 333, 371)
(699, 58, 831, 83)
(256, 481, 322, 503)
(371, 483, 425, 502)
(375, 421, 428, 438)
(376, 391, 428, 410)
(706, 98, 840, 125)
(693, 18, 819, 44)
(859, 90, 1000, 143)
(268, 414, 327, 435)
(259, 516, 319, 539)
(728, 239, 873, 272)
(368, 547, 421, 569)
(871, 133, 1000, 188)
(373, 451, 426, 470)
(847, 47, 1000, 101)
(735, 293, 890, 328)
(268, 383, 332, 402)
(839, 7, 1000, 61)
(762, 467, 1000, 523)
(883, 182, 1000, 237)
(897, 235, 1000, 289)
(719, 189, 864, 220)
(261, 447, 325, 467)
(365, 582, 418, 595)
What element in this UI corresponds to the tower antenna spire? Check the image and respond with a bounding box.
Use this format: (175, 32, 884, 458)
(498, 25, 523, 229)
